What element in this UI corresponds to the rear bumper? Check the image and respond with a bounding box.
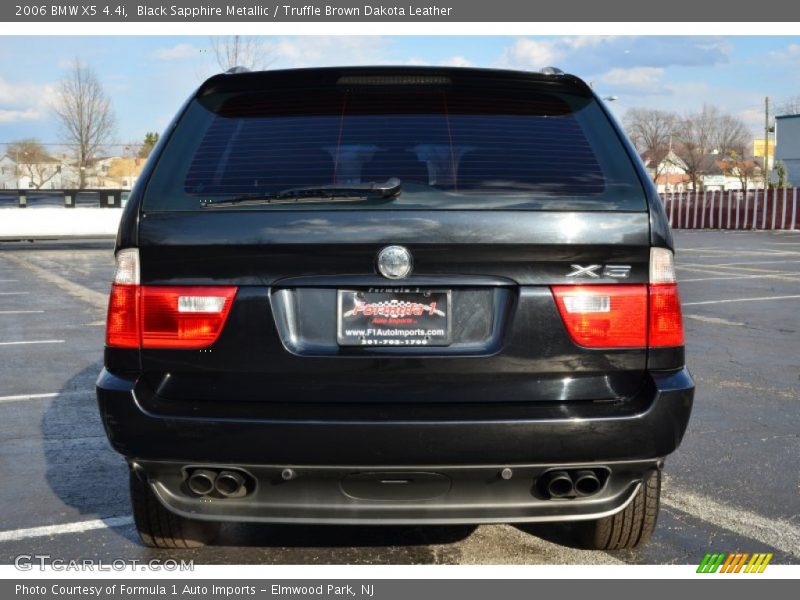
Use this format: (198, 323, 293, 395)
(97, 367, 692, 524)
(97, 368, 693, 465)
(132, 459, 656, 525)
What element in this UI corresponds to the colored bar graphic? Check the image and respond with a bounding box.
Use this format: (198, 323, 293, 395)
(744, 554, 759, 573)
(696, 554, 712, 573)
(758, 554, 773, 573)
(720, 553, 736, 573)
(696, 552, 771, 573)
(709, 553, 726, 573)
(733, 553, 749, 573)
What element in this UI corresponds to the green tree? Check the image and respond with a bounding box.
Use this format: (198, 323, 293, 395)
(138, 132, 160, 158)
(774, 160, 788, 188)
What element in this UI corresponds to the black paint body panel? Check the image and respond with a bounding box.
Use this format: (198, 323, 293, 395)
(100, 66, 693, 524)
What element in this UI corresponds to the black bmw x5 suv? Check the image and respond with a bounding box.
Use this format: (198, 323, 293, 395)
(97, 66, 694, 550)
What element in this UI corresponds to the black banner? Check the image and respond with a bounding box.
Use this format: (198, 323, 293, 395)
(3, 0, 799, 22)
(3, 579, 794, 600)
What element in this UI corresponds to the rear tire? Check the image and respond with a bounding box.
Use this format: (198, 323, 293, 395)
(576, 469, 660, 550)
(130, 470, 220, 549)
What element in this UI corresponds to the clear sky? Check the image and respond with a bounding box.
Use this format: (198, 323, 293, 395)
(1, 35, 798, 151)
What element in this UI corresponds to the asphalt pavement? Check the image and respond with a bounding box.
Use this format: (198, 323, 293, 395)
(0, 231, 798, 565)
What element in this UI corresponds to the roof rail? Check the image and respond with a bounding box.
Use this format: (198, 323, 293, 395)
(224, 66, 251, 75)
(539, 66, 565, 76)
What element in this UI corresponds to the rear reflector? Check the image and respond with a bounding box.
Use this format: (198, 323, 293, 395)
(106, 284, 139, 348)
(552, 285, 648, 348)
(649, 284, 684, 347)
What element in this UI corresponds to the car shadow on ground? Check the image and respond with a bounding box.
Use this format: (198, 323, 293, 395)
(513, 522, 583, 549)
(42, 364, 483, 557)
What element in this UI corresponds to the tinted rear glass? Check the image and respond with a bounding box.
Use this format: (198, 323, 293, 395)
(143, 79, 646, 211)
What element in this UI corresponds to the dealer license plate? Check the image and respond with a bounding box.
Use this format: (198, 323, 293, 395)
(337, 289, 452, 346)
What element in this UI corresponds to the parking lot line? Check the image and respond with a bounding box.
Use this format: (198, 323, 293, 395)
(679, 248, 798, 255)
(679, 274, 790, 283)
(702, 260, 800, 266)
(3, 255, 107, 309)
(0, 392, 59, 403)
(677, 264, 800, 283)
(0, 292, 29, 296)
(0, 390, 94, 403)
(0, 310, 45, 314)
(0, 339, 65, 346)
(683, 295, 800, 306)
(678, 274, 800, 283)
(684, 314, 744, 327)
(0, 516, 134, 543)
(662, 480, 800, 558)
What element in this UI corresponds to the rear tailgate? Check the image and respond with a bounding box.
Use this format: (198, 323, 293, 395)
(130, 67, 651, 411)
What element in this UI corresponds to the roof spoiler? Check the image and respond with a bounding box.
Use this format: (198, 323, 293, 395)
(196, 66, 593, 99)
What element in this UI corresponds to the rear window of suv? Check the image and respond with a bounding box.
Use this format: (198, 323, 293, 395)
(143, 78, 646, 211)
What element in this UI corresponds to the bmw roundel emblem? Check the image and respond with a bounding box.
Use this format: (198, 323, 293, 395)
(377, 245, 413, 280)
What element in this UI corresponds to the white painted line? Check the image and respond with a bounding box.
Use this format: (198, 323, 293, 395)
(0, 292, 29, 296)
(3, 255, 108, 310)
(0, 516, 133, 543)
(0, 390, 95, 404)
(679, 247, 792, 253)
(679, 274, 788, 283)
(684, 255, 794, 260)
(704, 260, 800, 266)
(683, 295, 800, 306)
(0, 339, 65, 346)
(663, 481, 800, 558)
(0, 310, 45, 314)
(677, 264, 800, 282)
(0, 392, 58, 403)
(684, 314, 745, 327)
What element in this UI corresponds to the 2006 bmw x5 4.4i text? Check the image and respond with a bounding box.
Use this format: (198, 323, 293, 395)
(97, 66, 694, 550)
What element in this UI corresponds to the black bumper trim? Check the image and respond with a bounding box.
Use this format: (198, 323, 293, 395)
(134, 459, 656, 525)
(96, 368, 693, 465)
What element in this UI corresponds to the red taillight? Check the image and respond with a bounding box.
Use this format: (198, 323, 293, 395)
(648, 284, 684, 347)
(552, 285, 648, 348)
(106, 283, 237, 349)
(106, 283, 139, 348)
(139, 286, 237, 349)
(552, 282, 685, 349)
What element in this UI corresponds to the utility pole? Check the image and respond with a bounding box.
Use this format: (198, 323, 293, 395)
(764, 96, 770, 189)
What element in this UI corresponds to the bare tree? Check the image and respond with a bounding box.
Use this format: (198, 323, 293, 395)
(724, 149, 761, 191)
(52, 60, 116, 189)
(623, 108, 678, 183)
(712, 114, 750, 156)
(775, 95, 800, 116)
(6, 139, 61, 189)
(672, 105, 749, 191)
(209, 36, 274, 71)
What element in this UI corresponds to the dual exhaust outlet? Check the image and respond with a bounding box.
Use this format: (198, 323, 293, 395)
(541, 469, 605, 499)
(187, 468, 248, 498)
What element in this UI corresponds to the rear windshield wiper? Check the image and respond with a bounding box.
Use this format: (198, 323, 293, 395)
(200, 178, 402, 208)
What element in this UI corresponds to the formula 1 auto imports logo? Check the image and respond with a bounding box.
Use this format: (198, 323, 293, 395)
(696, 552, 773, 573)
(343, 299, 446, 318)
